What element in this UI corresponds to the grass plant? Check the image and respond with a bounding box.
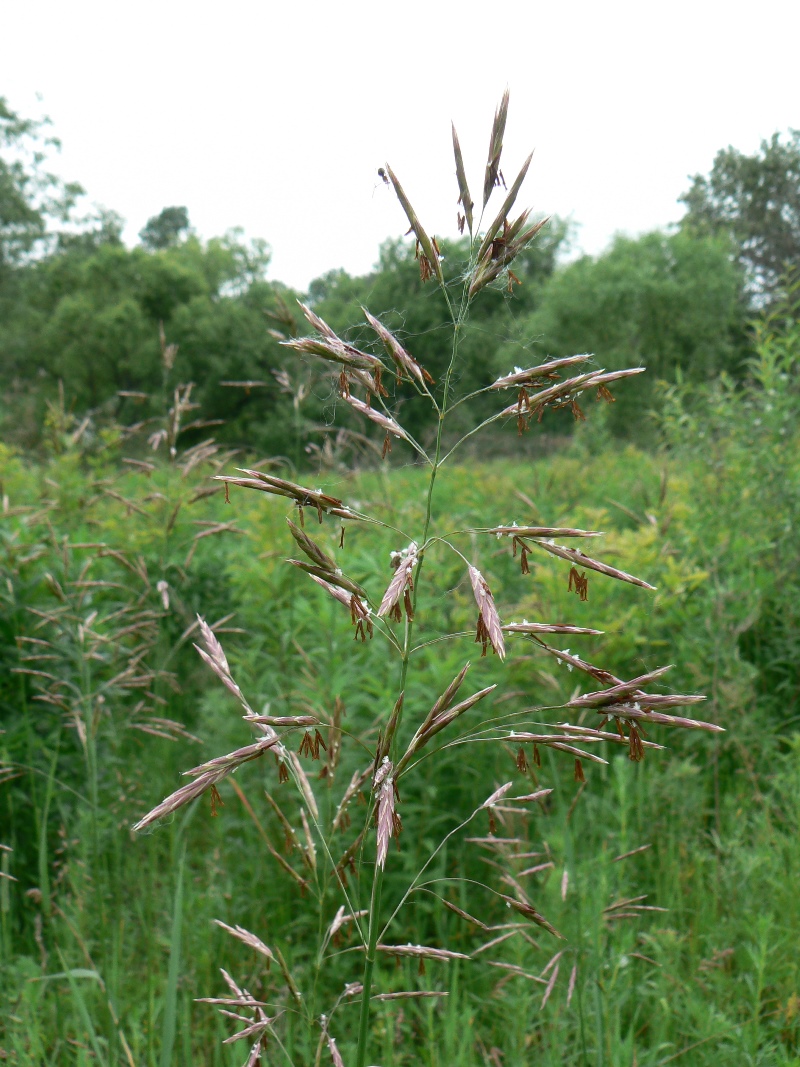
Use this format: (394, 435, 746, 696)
(1, 120, 799, 1067)
(130, 97, 717, 1066)
(2, 442, 800, 1063)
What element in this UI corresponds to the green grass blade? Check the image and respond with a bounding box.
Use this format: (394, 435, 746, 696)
(160, 844, 186, 1067)
(56, 946, 108, 1067)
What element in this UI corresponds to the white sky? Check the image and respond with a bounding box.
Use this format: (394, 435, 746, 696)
(2, 0, 798, 291)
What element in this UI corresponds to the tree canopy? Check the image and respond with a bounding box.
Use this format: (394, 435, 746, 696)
(501, 230, 749, 440)
(139, 205, 191, 250)
(0, 97, 83, 278)
(680, 130, 800, 303)
(1, 94, 782, 457)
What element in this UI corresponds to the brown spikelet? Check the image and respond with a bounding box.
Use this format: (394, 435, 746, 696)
(567, 964, 578, 1007)
(193, 615, 248, 709)
(385, 165, 444, 285)
(396, 682, 495, 776)
(566, 666, 674, 709)
(491, 355, 593, 390)
(376, 943, 470, 962)
(574, 759, 585, 783)
(377, 544, 418, 619)
(363, 308, 434, 386)
(286, 518, 336, 572)
(477, 151, 534, 264)
(345, 394, 410, 442)
(468, 566, 505, 659)
(483, 89, 510, 207)
(535, 540, 657, 593)
(375, 765, 396, 870)
(132, 733, 281, 833)
(452, 123, 474, 233)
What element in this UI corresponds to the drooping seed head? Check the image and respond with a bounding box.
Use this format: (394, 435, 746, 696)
(344, 395, 411, 443)
(377, 543, 418, 618)
(286, 518, 336, 572)
(468, 566, 505, 659)
(362, 308, 434, 385)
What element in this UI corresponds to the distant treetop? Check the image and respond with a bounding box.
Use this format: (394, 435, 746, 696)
(680, 129, 800, 304)
(139, 206, 190, 250)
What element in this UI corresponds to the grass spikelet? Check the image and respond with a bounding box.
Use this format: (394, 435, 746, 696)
(483, 89, 510, 207)
(476, 151, 534, 265)
(362, 307, 434, 386)
(375, 763, 395, 870)
(377, 544, 417, 619)
(452, 122, 474, 233)
(469, 565, 505, 658)
(532, 538, 657, 591)
(384, 164, 444, 284)
(327, 1035, 345, 1067)
(286, 518, 336, 571)
(344, 394, 411, 442)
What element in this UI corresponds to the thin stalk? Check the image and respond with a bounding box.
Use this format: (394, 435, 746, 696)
(355, 279, 471, 1067)
(354, 859, 385, 1067)
(354, 614, 413, 1067)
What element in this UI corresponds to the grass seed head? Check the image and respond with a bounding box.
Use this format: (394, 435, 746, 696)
(377, 543, 417, 619)
(375, 768, 396, 870)
(286, 518, 336, 571)
(344, 394, 411, 442)
(384, 164, 444, 284)
(483, 89, 510, 207)
(362, 308, 434, 386)
(469, 565, 505, 659)
(451, 123, 474, 233)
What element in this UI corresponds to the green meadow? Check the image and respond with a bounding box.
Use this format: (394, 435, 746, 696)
(2, 300, 799, 1064)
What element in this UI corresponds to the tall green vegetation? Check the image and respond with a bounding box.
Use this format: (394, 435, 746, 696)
(4, 332, 800, 1058)
(127, 98, 717, 1067)
(1, 93, 800, 1061)
(500, 230, 749, 442)
(658, 271, 800, 737)
(681, 129, 800, 303)
(2, 316, 800, 1060)
(0, 97, 83, 278)
(4, 94, 799, 461)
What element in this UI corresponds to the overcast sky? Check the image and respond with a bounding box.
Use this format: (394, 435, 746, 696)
(2, 0, 798, 290)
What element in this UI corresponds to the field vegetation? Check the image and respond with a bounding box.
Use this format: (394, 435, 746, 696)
(1, 94, 800, 1065)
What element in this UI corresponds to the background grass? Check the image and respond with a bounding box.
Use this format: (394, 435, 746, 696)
(1, 294, 799, 1064)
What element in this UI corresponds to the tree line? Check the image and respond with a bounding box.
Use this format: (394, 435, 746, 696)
(2, 95, 798, 457)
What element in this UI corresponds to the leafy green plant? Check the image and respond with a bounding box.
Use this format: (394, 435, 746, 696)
(133, 95, 717, 1067)
(658, 270, 800, 738)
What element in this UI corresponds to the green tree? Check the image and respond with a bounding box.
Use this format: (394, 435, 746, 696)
(501, 229, 749, 441)
(0, 97, 83, 278)
(139, 205, 190, 250)
(1, 227, 290, 445)
(680, 130, 800, 303)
